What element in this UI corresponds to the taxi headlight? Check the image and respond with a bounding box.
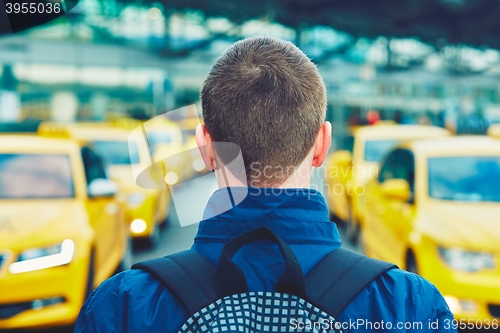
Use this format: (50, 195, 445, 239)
(9, 239, 75, 274)
(438, 247, 494, 272)
(128, 192, 146, 207)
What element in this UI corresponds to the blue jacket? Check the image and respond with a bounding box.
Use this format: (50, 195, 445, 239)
(75, 187, 456, 332)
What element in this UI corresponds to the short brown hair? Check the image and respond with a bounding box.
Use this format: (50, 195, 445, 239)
(201, 36, 326, 186)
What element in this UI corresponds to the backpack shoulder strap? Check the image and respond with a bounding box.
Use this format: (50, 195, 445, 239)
(131, 250, 217, 317)
(305, 248, 397, 318)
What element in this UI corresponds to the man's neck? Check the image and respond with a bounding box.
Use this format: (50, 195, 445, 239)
(214, 161, 315, 189)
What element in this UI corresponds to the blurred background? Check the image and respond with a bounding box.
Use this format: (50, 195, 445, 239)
(1, 0, 500, 139)
(1, 0, 500, 331)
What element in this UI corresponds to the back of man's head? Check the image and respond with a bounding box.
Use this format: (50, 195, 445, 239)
(201, 36, 327, 187)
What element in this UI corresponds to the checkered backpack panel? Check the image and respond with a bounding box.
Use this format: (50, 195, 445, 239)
(179, 291, 342, 333)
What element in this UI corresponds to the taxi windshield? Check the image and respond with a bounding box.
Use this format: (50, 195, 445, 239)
(92, 141, 140, 165)
(181, 129, 196, 143)
(428, 156, 500, 202)
(147, 131, 172, 154)
(148, 131, 171, 145)
(364, 140, 398, 163)
(0, 154, 74, 199)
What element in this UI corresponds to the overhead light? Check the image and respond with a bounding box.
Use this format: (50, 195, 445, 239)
(149, 8, 162, 20)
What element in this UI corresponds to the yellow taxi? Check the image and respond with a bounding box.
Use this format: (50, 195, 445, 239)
(38, 122, 171, 247)
(180, 117, 207, 179)
(0, 135, 131, 329)
(112, 116, 188, 186)
(361, 135, 500, 322)
(325, 124, 450, 242)
(147, 118, 188, 186)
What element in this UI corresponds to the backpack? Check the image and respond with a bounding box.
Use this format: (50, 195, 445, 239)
(132, 227, 397, 333)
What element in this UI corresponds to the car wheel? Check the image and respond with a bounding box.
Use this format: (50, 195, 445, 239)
(159, 197, 173, 229)
(84, 250, 95, 299)
(146, 223, 161, 248)
(116, 237, 133, 273)
(346, 205, 360, 245)
(329, 211, 343, 225)
(165, 200, 179, 228)
(406, 251, 419, 275)
(357, 229, 366, 255)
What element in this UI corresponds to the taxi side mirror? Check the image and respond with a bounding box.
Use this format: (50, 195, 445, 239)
(88, 179, 118, 198)
(381, 179, 411, 201)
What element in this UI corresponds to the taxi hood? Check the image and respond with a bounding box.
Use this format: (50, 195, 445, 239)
(418, 200, 500, 250)
(0, 200, 87, 250)
(108, 165, 136, 186)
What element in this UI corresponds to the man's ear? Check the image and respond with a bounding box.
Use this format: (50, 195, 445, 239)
(196, 123, 215, 171)
(312, 122, 332, 167)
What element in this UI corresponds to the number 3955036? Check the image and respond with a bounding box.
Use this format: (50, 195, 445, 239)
(5, 1, 62, 14)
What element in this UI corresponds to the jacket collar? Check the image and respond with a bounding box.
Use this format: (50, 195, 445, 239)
(194, 187, 342, 246)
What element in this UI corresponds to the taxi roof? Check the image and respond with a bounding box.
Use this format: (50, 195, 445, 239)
(354, 124, 450, 140)
(401, 135, 500, 156)
(39, 120, 182, 141)
(0, 135, 78, 154)
(112, 117, 179, 130)
(38, 122, 132, 142)
(180, 117, 202, 130)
